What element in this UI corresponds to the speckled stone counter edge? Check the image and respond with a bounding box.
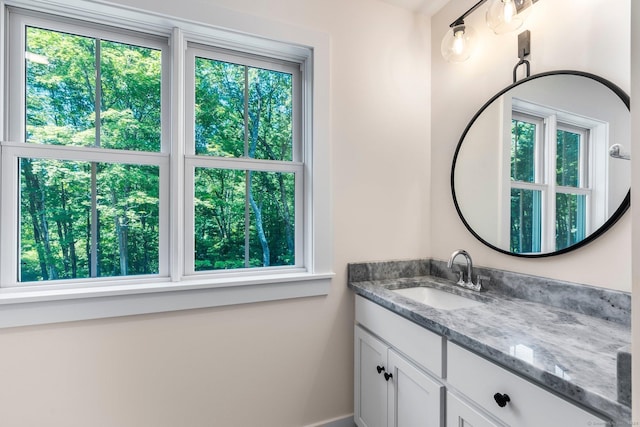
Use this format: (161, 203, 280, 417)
(348, 258, 631, 326)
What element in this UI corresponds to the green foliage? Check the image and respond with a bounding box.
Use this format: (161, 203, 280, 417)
(510, 188, 541, 254)
(555, 193, 585, 251)
(510, 119, 536, 182)
(556, 129, 581, 187)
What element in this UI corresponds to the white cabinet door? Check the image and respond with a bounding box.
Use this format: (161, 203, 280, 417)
(446, 392, 503, 427)
(355, 326, 389, 427)
(355, 326, 444, 427)
(387, 349, 443, 427)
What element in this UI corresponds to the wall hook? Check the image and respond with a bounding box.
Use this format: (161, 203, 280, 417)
(513, 30, 531, 83)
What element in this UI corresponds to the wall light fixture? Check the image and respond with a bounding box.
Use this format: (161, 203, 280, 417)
(441, 0, 537, 63)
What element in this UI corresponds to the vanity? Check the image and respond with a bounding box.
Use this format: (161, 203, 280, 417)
(349, 259, 631, 427)
(348, 49, 633, 426)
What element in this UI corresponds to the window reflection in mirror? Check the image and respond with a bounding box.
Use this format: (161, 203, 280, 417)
(508, 105, 595, 254)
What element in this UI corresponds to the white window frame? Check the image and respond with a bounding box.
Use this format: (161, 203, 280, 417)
(0, 0, 333, 328)
(507, 100, 603, 253)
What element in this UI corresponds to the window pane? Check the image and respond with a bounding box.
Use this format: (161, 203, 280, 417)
(249, 171, 295, 266)
(193, 168, 295, 271)
(26, 27, 162, 152)
(194, 168, 246, 270)
(195, 58, 245, 157)
(510, 188, 541, 253)
(511, 119, 537, 182)
(194, 58, 294, 161)
(19, 158, 159, 282)
(556, 193, 586, 251)
(26, 27, 96, 146)
(20, 158, 91, 281)
(247, 68, 293, 161)
(100, 40, 162, 152)
(556, 129, 581, 187)
(96, 163, 160, 276)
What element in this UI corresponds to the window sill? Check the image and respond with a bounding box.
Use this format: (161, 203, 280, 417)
(0, 272, 334, 328)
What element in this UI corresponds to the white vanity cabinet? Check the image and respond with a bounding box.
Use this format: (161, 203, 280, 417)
(354, 295, 612, 427)
(447, 343, 608, 427)
(355, 296, 445, 427)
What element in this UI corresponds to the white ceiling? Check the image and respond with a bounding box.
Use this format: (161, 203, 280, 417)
(377, 0, 450, 16)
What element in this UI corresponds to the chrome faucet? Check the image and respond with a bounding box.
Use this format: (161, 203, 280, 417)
(447, 249, 481, 291)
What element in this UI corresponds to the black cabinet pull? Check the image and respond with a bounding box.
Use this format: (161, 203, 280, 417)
(376, 365, 385, 374)
(384, 372, 393, 381)
(493, 393, 511, 407)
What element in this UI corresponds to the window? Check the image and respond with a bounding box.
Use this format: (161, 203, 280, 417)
(509, 109, 593, 254)
(3, 15, 168, 284)
(0, 2, 331, 327)
(5, 10, 169, 285)
(184, 46, 302, 274)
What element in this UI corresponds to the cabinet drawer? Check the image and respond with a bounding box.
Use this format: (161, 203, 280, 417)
(447, 343, 608, 427)
(446, 392, 503, 427)
(356, 295, 444, 377)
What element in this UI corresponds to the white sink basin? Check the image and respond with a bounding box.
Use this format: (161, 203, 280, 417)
(392, 286, 485, 310)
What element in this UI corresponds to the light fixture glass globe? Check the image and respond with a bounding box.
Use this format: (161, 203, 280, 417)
(486, 0, 532, 35)
(441, 24, 477, 63)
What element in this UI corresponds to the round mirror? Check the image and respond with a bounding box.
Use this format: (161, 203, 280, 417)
(451, 71, 630, 257)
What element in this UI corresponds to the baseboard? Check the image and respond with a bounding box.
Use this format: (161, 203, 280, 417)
(304, 414, 355, 427)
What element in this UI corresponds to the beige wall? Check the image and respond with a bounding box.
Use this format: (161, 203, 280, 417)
(431, 0, 631, 291)
(0, 0, 431, 426)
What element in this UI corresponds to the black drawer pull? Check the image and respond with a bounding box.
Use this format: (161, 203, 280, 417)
(376, 365, 385, 374)
(494, 392, 511, 407)
(384, 372, 393, 381)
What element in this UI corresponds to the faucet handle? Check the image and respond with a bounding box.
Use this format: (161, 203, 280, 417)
(476, 274, 490, 288)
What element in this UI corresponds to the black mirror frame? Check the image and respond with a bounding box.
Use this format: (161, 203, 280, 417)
(451, 70, 630, 258)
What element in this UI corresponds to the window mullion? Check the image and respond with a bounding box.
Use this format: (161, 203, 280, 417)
(171, 27, 186, 281)
(244, 66, 250, 268)
(245, 170, 250, 268)
(244, 66, 249, 157)
(0, 150, 19, 285)
(90, 163, 98, 277)
(90, 37, 100, 277)
(95, 38, 102, 149)
(545, 115, 558, 252)
(580, 129, 589, 188)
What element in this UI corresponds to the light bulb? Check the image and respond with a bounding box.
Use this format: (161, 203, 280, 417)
(453, 30, 465, 55)
(503, 0, 515, 23)
(441, 24, 477, 63)
(486, 0, 532, 35)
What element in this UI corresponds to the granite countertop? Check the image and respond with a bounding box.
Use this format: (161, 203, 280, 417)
(348, 262, 631, 424)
